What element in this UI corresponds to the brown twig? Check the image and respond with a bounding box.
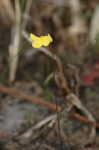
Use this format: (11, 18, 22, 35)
(70, 111, 99, 128)
(0, 84, 61, 111)
(0, 84, 98, 129)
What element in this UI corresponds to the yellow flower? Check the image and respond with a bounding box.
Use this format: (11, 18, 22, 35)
(30, 33, 53, 48)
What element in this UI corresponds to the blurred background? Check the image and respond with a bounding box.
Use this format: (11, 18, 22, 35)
(0, 0, 99, 84)
(1, 1, 99, 149)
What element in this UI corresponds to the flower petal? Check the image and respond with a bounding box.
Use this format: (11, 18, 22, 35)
(30, 33, 53, 48)
(32, 41, 42, 48)
(30, 33, 39, 41)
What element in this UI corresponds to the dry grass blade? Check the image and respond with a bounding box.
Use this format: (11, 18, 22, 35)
(22, 0, 32, 29)
(9, 0, 21, 82)
(20, 114, 57, 139)
(89, 5, 99, 44)
(66, 93, 96, 144)
(9, 0, 32, 82)
(0, 0, 15, 25)
(68, 0, 87, 35)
